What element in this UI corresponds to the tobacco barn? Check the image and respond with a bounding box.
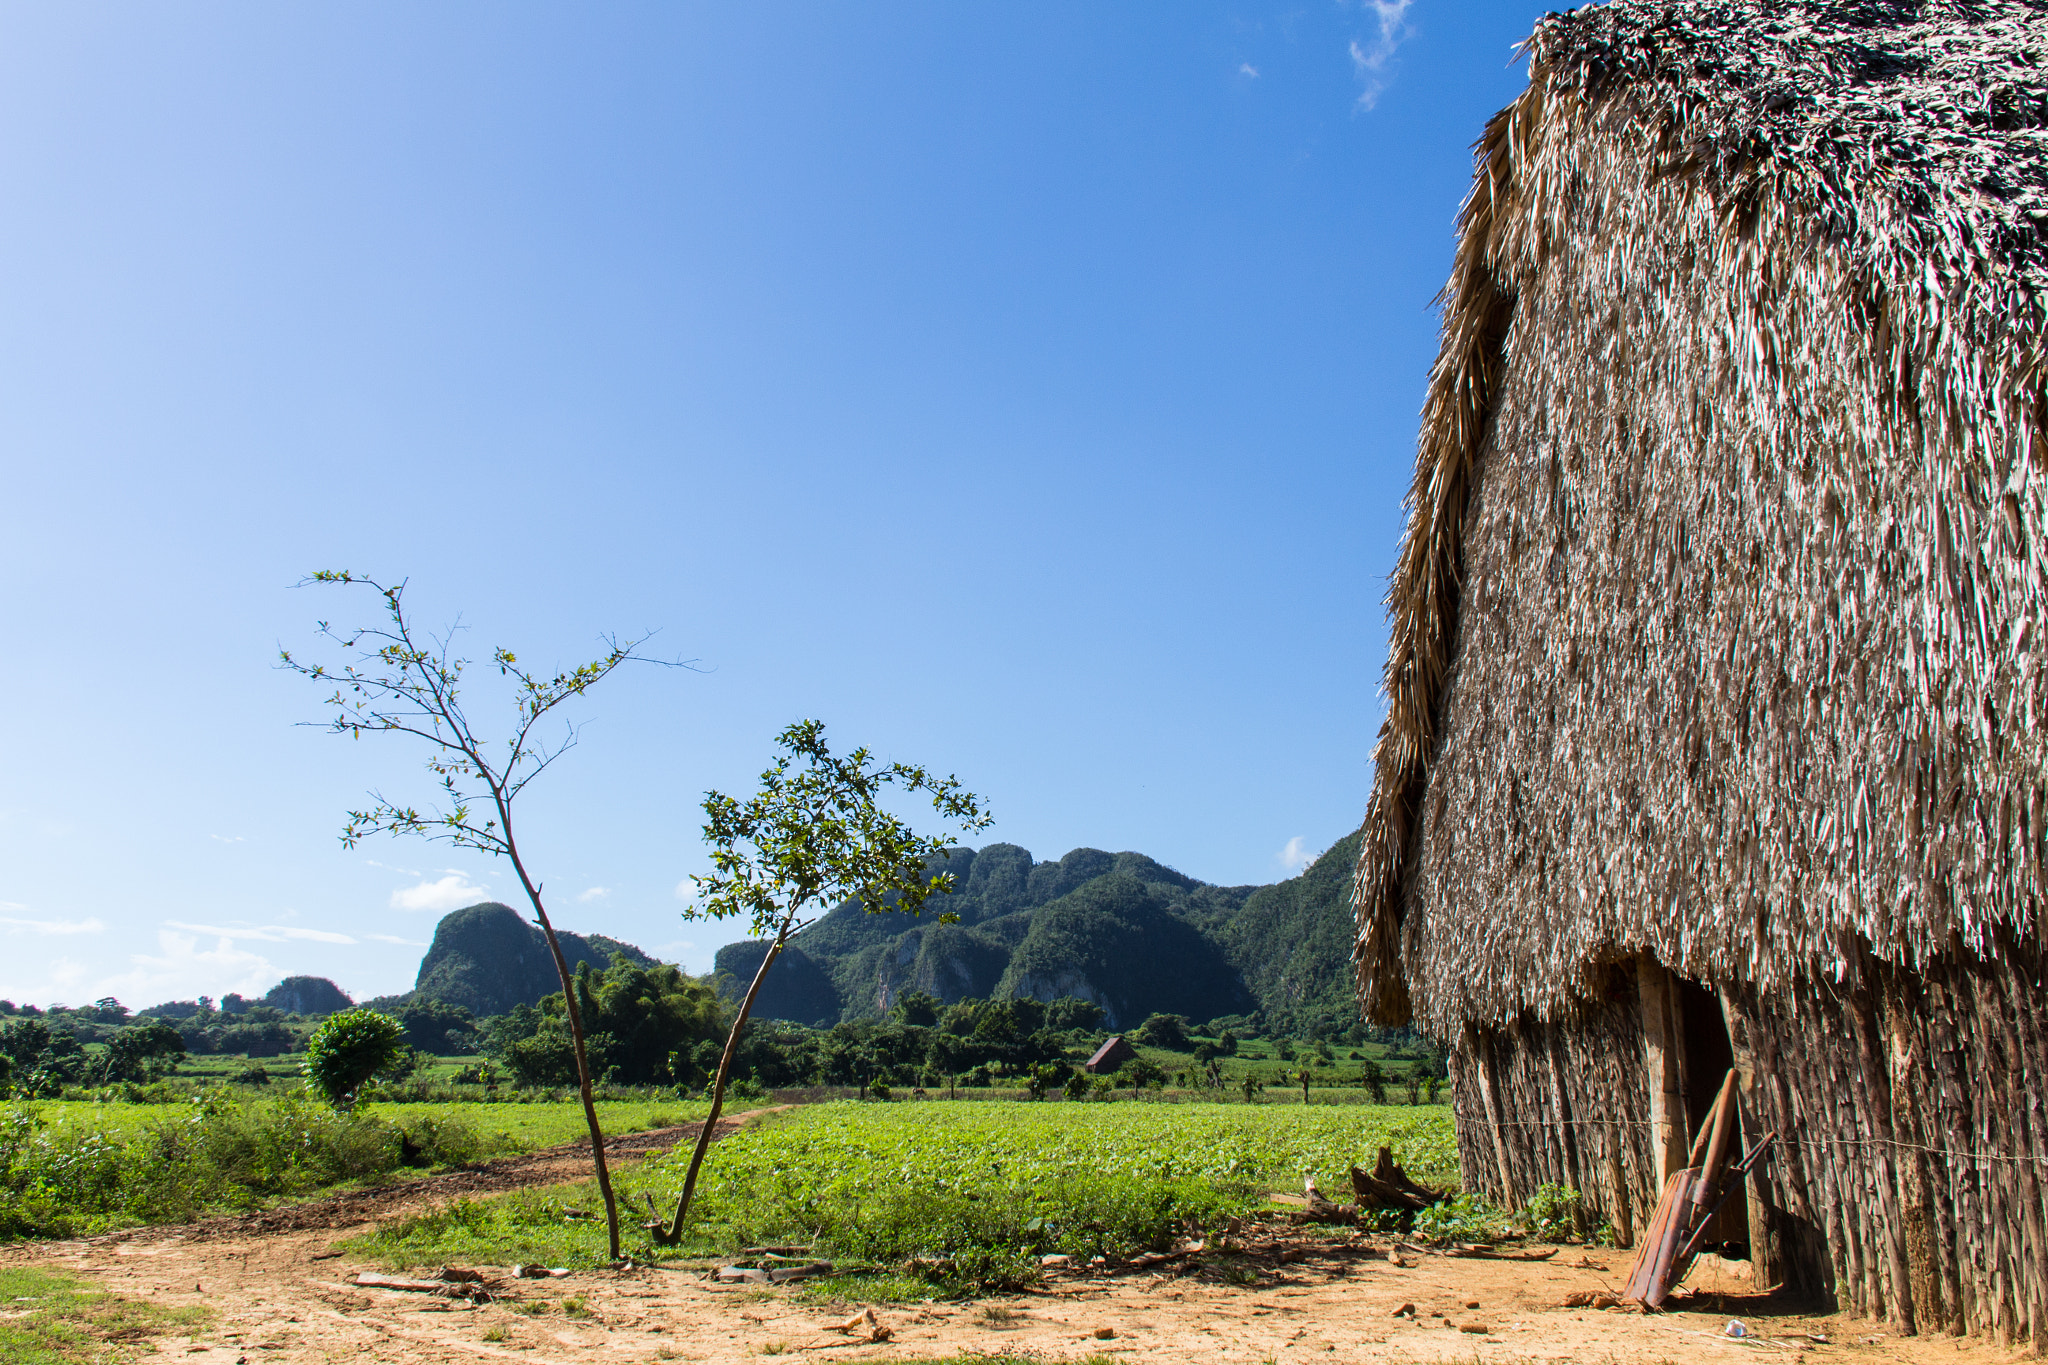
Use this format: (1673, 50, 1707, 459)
(1352, 0, 2048, 1343)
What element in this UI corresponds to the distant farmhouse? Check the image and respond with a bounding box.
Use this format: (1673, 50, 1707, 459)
(1355, 0, 2048, 1345)
(1083, 1036, 1136, 1075)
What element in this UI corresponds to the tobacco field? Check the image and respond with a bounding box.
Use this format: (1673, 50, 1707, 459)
(362, 1100, 1460, 1292)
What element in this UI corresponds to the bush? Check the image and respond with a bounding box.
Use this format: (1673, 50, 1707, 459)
(1412, 1192, 1512, 1244)
(1519, 1182, 1582, 1242)
(1131, 1014, 1191, 1051)
(303, 1010, 408, 1108)
(0, 1093, 498, 1238)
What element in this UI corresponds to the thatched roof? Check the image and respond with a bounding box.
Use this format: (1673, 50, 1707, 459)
(1354, 0, 2048, 1033)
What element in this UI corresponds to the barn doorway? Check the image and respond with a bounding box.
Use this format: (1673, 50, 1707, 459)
(1673, 975, 1750, 1250)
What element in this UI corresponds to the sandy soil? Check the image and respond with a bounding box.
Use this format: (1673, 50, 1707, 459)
(5, 1114, 2031, 1365)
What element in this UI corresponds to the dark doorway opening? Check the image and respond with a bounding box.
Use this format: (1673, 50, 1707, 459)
(1673, 975, 1749, 1249)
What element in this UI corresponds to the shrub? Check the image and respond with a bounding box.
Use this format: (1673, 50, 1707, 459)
(1412, 1192, 1512, 1244)
(1519, 1182, 1582, 1242)
(0, 1092, 500, 1238)
(1131, 1014, 1191, 1051)
(303, 1009, 408, 1109)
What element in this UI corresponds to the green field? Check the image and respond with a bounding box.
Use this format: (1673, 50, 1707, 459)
(359, 1098, 1459, 1292)
(34, 1096, 707, 1147)
(0, 1094, 714, 1241)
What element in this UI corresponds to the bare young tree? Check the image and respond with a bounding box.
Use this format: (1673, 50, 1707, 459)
(280, 571, 682, 1262)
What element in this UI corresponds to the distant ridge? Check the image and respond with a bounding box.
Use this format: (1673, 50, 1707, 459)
(410, 902, 659, 1017)
(713, 834, 1365, 1035)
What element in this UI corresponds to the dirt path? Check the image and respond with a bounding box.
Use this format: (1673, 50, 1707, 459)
(4, 1121, 2030, 1364)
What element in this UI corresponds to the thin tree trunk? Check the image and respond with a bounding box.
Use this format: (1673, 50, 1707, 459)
(658, 922, 788, 1245)
(510, 847, 621, 1262)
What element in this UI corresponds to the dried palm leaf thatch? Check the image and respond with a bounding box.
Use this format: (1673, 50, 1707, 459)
(1355, 0, 2048, 1035)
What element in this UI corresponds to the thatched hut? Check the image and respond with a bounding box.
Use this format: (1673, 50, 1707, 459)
(1353, 0, 2048, 1342)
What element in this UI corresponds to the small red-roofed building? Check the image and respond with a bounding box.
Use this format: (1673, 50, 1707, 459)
(1083, 1035, 1135, 1074)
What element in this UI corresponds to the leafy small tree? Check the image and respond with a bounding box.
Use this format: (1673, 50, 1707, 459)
(651, 720, 989, 1245)
(890, 990, 942, 1028)
(302, 1008, 407, 1107)
(282, 571, 681, 1260)
(87, 1019, 187, 1084)
(1131, 1013, 1191, 1051)
(1062, 1067, 1090, 1101)
(1361, 1058, 1389, 1105)
(1044, 997, 1106, 1033)
(1119, 1056, 1165, 1099)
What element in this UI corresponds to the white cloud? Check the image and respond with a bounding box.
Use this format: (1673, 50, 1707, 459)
(674, 879, 695, 901)
(0, 911, 105, 936)
(83, 929, 278, 1006)
(1239, 62, 1260, 78)
(578, 886, 611, 903)
(366, 858, 423, 877)
(1348, 0, 1415, 110)
(366, 933, 428, 947)
(651, 939, 717, 974)
(1277, 836, 1319, 875)
(209, 834, 245, 844)
(390, 874, 492, 912)
(165, 920, 356, 945)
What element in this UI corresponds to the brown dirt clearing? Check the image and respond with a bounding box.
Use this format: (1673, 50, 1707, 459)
(2, 1114, 2028, 1363)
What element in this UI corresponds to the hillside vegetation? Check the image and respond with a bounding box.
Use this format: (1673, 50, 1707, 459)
(405, 903, 658, 1018)
(715, 834, 1363, 1034)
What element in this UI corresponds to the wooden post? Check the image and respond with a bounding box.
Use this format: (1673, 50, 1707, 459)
(1609, 1146, 1635, 1249)
(1882, 972, 1949, 1334)
(1639, 956, 1690, 1190)
(1720, 985, 1777, 1289)
(1467, 1026, 1517, 1207)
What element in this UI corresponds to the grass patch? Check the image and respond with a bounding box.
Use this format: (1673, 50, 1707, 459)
(353, 1100, 1457, 1294)
(0, 1266, 211, 1364)
(35, 1097, 706, 1149)
(0, 1096, 714, 1241)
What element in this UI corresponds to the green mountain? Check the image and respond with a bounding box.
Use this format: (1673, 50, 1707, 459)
(260, 976, 352, 1016)
(409, 903, 659, 1017)
(713, 834, 1364, 1033)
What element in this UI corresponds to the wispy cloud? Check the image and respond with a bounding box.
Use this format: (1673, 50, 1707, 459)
(366, 858, 423, 878)
(1239, 62, 1260, 78)
(366, 933, 428, 947)
(86, 929, 277, 1004)
(165, 920, 356, 945)
(390, 874, 491, 912)
(651, 939, 714, 973)
(209, 834, 245, 844)
(1348, 0, 1415, 110)
(577, 887, 611, 903)
(0, 913, 105, 936)
(1277, 836, 1319, 875)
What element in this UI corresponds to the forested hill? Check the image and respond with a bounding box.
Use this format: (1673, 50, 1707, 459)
(712, 832, 1364, 1035)
(408, 903, 658, 1017)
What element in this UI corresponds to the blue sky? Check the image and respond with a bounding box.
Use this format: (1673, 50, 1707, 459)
(0, 1, 1547, 1008)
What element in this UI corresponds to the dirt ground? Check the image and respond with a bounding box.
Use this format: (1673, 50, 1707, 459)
(5, 1114, 2033, 1365)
